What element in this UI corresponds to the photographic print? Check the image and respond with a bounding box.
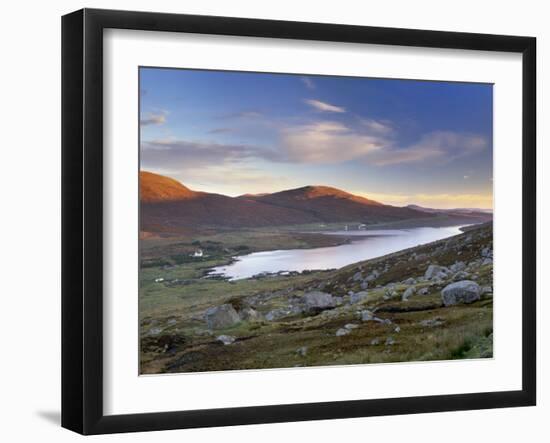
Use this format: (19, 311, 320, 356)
(139, 68, 493, 374)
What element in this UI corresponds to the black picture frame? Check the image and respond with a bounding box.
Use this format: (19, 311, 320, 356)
(62, 8, 536, 435)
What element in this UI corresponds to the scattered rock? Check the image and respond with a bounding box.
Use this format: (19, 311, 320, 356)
(441, 280, 481, 306)
(481, 258, 493, 266)
(420, 317, 445, 327)
(480, 285, 493, 295)
(360, 281, 369, 290)
(402, 286, 416, 301)
(384, 286, 398, 300)
(370, 338, 380, 345)
(296, 346, 308, 357)
(385, 337, 395, 346)
(403, 277, 416, 285)
(216, 335, 235, 345)
(425, 264, 449, 280)
(204, 304, 241, 329)
(418, 287, 430, 296)
(344, 323, 359, 330)
(449, 261, 466, 273)
(350, 291, 369, 304)
(265, 306, 300, 321)
(336, 328, 351, 337)
(365, 270, 380, 282)
(361, 310, 375, 322)
(303, 291, 335, 313)
(148, 327, 162, 336)
(452, 270, 470, 281)
(239, 307, 261, 322)
(394, 326, 401, 333)
(352, 271, 363, 282)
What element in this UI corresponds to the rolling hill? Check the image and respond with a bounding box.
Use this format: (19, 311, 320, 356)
(240, 185, 425, 223)
(139, 171, 491, 233)
(140, 171, 198, 203)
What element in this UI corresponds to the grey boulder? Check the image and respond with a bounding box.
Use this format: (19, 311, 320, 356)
(303, 291, 335, 312)
(216, 334, 236, 345)
(350, 291, 369, 304)
(449, 261, 466, 273)
(204, 304, 240, 329)
(402, 286, 416, 301)
(452, 270, 470, 281)
(296, 346, 308, 357)
(265, 306, 301, 321)
(441, 280, 481, 306)
(425, 264, 449, 280)
(336, 328, 351, 337)
(365, 270, 380, 282)
(239, 307, 262, 322)
(361, 310, 375, 322)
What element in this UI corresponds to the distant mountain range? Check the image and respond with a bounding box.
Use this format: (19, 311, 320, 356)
(140, 171, 492, 233)
(405, 204, 493, 217)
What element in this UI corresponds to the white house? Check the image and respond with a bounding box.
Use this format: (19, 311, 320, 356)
(191, 249, 203, 257)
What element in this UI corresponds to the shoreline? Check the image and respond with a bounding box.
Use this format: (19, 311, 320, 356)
(206, 224, 476, 281)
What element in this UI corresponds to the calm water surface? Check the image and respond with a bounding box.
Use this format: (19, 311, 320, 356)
(210, 226, 465, 280)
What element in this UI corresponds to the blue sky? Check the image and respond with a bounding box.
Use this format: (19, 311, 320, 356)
(140, 67, 493, 209)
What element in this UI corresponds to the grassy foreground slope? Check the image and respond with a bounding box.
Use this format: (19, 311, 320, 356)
(140, 224, 493, 374)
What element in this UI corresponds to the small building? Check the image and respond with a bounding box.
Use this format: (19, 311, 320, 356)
(191, 249, 203, 257)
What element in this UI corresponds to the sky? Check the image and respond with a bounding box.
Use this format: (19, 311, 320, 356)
(139, 67, 493, 209)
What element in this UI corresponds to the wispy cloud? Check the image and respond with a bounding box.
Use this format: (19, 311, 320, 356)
(280, 121, 385, 163)
(304, 99, 346, 113)
(140, 111, 167, 126)
(221, 110, 263, 119)
(141, 138, 278, 169)
(301, 77, 316, 90)
(207, 127, 233, 134)
(360, 118, 394, 135)
(369, 131, 487, 166)
(141, 125, 487, 172)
